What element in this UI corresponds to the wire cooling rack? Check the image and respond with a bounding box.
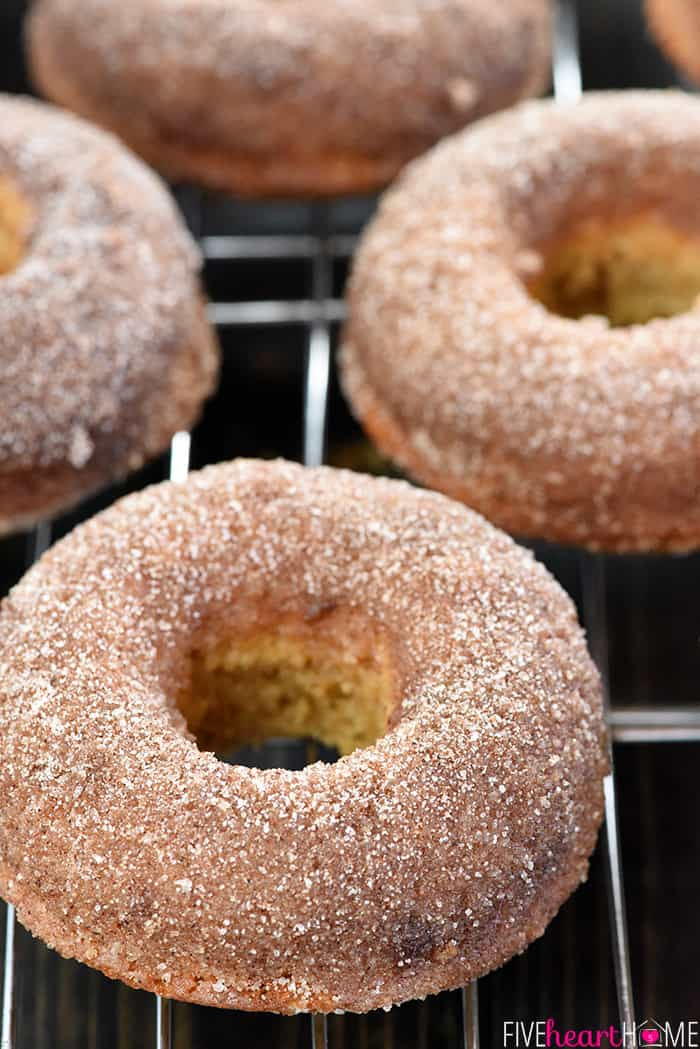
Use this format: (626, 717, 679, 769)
(2, 2, 700, 1048)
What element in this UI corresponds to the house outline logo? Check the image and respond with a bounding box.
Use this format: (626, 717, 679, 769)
(638, 1020, 666, 1048)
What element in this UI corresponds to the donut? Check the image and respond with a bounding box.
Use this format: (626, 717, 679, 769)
(646, 0, 700, 84)
(0, 94, 219, 536)
(26, 0, 552, 199)
(341, 91, 700, 553)
(0, 459, 607, 1013)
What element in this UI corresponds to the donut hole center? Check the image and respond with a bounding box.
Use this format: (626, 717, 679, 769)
(178, 631, 395, 764)
(526, 214, 700, 326)
(0, 178, 31, 276)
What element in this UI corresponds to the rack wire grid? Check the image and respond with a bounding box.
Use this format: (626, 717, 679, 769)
(2, 2, 700, 1047)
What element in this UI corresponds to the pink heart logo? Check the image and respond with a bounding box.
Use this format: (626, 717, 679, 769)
(641, 1032, 660, 1045)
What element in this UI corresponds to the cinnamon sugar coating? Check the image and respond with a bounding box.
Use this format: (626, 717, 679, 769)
(27, 0, 551, 198)
(0, 95, 219, 534)
(0, 460, 606, 1013)
(341, 91, 700, 551)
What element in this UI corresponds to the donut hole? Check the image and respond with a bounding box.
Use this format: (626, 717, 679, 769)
(177, 632, 395, 762)
(0, 178, 31, 275)
(526, 214, 700, 326)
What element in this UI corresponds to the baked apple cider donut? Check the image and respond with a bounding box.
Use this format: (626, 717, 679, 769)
(0, 94, 219, 535)
(26, 0, 552, 198)
(647, 0, 700, 85)
(0, 460, 607, 1013)
(341, 91, 700, 552)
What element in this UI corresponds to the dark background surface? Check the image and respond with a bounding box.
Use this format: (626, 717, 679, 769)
(0, 2, 699, 1046)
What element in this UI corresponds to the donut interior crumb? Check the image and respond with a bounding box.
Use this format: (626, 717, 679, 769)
(527, 213, 700, 326)
(178, 633, 395, 758)
(0, 177, 31, 275)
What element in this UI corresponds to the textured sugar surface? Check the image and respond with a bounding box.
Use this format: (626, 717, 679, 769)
(0, 461, 607, 1012)
(28, 0, 551, 155)
(342, 91, 700, 549)
(0, 94, 202, 469)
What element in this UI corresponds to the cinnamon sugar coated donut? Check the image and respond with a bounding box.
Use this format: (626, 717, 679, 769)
(341, 91, 700, 552)
(0, 460, 607, 1013)
(0, 94, 219, 535)
(647, 0, 700, 84)
(26, 0, 551, 198)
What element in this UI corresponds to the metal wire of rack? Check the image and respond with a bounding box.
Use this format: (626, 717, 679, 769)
(2, 2, 700, 1048)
